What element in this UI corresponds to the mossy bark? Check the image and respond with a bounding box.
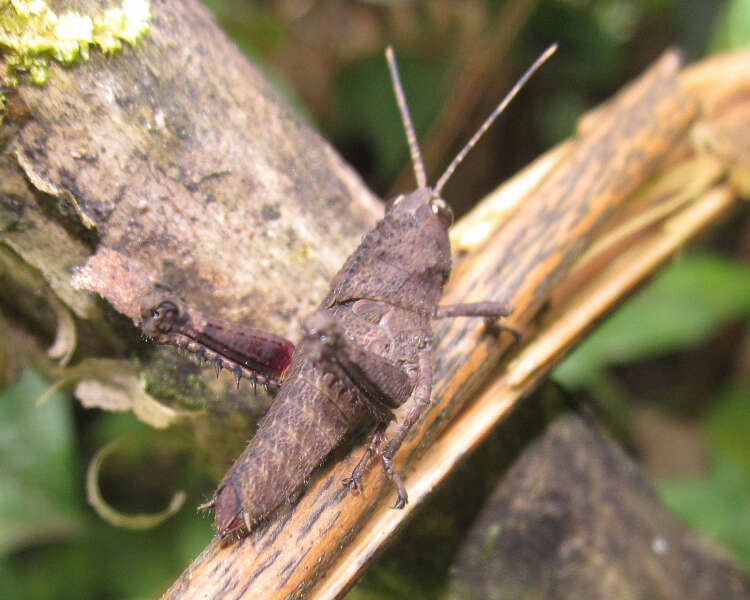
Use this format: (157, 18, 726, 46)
(2, 0, 380, 333)
(0, 0, 380, 455)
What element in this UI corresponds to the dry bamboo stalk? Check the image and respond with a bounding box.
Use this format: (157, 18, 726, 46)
(316, 184, 736, 599)
(160, 47, 750, 600)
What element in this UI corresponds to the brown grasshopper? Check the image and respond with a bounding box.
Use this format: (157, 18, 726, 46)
(143, 45, 555, 540)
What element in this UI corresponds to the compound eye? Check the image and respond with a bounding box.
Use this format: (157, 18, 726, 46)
(430, 197, 453, 228)
(152, 301, 180, 332)
(385, 194, 405, 212)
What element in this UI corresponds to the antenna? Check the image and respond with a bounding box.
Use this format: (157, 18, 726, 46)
(386, 46, 427, 189)
(434, 43, 558, 196)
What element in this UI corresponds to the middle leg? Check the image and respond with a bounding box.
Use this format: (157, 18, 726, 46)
(379, 350, 432, 509)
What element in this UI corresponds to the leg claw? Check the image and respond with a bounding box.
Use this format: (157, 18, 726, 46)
(342, 475, 362, 492)
(392, 496, 407, 510)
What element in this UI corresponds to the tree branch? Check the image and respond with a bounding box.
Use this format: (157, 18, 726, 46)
(0, 0, 380, 445)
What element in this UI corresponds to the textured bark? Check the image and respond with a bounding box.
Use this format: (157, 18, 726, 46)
(450, 413, 750, 600)
(0, 0, 380, 434)
(0, 0, 380, 349)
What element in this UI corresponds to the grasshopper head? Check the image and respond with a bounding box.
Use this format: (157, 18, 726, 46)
(386, 187, 453, 230)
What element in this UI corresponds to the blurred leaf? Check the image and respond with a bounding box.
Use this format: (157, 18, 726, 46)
(0, 369, 214, 598)
(658, 450, 750, 569)
(593, 0, 642, 43)
(536, 89, 588, 145)
(527, 2, 623, 88)
(710, 0, 750, 52)
(348, 565, 438, 600)
(704, 386, 750, 470)
(0, 558, 21, 598)
(8, 515, 213, 600)
(201, 1, 288, 54)
(642, 0, 678, 8)
(333, 53, 447, 190)
(654, 385, 750, 570)
(0, 369, 83, 554)
(555, 254, 750, 387)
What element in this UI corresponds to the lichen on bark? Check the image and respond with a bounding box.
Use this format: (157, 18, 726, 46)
(0, 0, 151, 85)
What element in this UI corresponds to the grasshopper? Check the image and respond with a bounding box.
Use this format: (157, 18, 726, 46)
(144, 45, 555, 540)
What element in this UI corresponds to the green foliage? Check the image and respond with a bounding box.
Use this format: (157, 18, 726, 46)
(555, 253, 750, 570)
(332, 53, 448, 190)
(0, 370, 213, 599)
(555, 254, 750, 387)
(659, 449, 750, 568)
(0, 369, 83, 554)
(657, 385, 750, 570)
(705, 387, 750, 470)
(711, 0, 750, 52)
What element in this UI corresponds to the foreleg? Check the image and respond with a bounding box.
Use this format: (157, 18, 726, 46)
(434, 301, 521, 340)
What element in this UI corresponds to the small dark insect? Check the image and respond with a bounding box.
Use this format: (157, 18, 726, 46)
(141, 297, 294, 391)
(145, 44, 556, 541)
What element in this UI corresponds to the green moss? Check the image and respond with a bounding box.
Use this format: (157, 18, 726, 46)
(0, 0, 150, 86)
(141, 352, 207, 411)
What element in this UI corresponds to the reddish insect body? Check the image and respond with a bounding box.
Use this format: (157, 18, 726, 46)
(141, 298, 293, 390)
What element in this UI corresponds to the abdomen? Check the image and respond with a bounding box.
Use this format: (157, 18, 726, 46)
(212, 346, 366, 535)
